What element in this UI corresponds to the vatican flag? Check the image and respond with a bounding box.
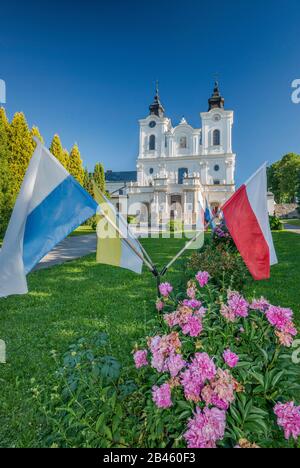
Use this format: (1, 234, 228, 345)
(93, 184, 144, 274)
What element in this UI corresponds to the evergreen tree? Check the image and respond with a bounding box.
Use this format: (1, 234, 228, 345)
(31, 126, 44, 145)
(94, 162, 106, 193)
(8, 112, 35, 196)
(62, 148, 69, 169)
(68, 143, 84, 185)
(0, 107, 13, 235)
(83, 167, 94, 197)
(49, 134, 67, 167)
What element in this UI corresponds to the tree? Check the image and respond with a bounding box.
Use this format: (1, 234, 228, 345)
(8, 112, 35, 198)
(62, 148, 69, 169)
(0, 107, 13, 235)
(268, 153, 300, 203)
(68, 143, 84, 185)
(83, 167, 94, 197)
(49, 134, 67, 168)
(279, 153, 300, 203)
(94, 162, 106, 193)
(31, 126, 44, 145)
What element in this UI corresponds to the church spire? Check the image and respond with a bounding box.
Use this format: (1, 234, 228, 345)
(149, 80, 165, 117)
(208, 81, 225, 111)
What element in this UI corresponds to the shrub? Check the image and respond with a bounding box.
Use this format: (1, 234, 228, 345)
(127, 215, 137, 224)
(167, 220, 183, 232)
(187, 243, 250, 291)
(35, 333, 141, 448)
(269, 215, 283, 231)
(211, 223, 236, 250)
(133, 276, 300, 448)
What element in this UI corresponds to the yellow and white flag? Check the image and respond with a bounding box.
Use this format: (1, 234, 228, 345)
(93, 184, 144, 274)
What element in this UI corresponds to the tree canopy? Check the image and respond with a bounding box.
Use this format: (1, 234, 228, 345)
(267, 153, 300, 203)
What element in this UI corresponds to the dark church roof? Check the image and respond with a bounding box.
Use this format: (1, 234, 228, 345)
(208, 81, 225, 111)
(105, 170, 137, 183)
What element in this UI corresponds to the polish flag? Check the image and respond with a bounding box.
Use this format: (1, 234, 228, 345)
(222, 164, 277, 280)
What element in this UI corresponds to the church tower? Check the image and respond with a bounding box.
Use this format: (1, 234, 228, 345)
(200, 82, 235, 187)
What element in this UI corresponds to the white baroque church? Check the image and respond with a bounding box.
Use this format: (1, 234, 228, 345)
(106, 82, 236, 225)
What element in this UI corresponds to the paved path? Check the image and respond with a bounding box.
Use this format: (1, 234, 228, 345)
(284, 224, 300, 235)
(34, 234, 97, 271)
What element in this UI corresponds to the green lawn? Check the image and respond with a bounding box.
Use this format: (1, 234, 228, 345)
(69, 225, 96, 236)
(0, 231, 299, 447)
(283, 218, 300, 227)
(244, 231, 300, 327)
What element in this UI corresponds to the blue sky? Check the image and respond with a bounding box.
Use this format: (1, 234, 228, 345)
(0, 0, 299, 184)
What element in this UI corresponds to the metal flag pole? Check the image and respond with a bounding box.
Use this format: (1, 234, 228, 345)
(98, 209, 157, 275)
(159, 214, 220, 277)
(92, 182, 158, 275)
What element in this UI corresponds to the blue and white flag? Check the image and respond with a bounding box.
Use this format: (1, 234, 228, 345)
(204, 198, 216, 229)
(0, 140, 97, 298)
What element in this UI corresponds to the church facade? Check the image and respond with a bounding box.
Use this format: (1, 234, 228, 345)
(106, 83, 236, 225)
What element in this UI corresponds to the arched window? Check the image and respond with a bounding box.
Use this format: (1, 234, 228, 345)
(149, 134, 156, 151)
(179, 136, 187, 149)
(213, 129, 220, 146)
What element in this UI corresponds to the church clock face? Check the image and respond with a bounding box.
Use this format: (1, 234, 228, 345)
(213, 114, 221, 122)
(149, 121, 156, 128)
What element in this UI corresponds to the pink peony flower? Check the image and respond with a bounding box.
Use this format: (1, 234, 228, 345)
(182, 299, 202, 309)
(274, 401, 300, 440)
(156, 299, 164, 312)
(221, 291, 249, 322)
(159, 282, 173, 298)
(227, 291, 249, 318)
(266, 306, 293, 331)
(165, 352, 186, 377)
(149, 332, 182, 373)
(195, 271, 210, 288)
(187, 287, 196, 299)
(202, 368, 237, 410)
(182, 315, 203, 337)
(223, 349, 239, 368)
(184, 406, 226, 448)
(152, 383, 172, 409)
(250, 297, 270, 312)
(275, 330, 294, 348)
(133, 349, 148, 369)
(181, 353, 216, 402)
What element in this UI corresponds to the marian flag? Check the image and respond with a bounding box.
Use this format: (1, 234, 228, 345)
(0, 140, 98, 298)
(93, 184, 143, 274)
(222, 163, 278, 280)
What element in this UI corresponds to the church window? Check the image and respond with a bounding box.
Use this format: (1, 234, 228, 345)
(213, 129, 220, 146)
(179, 136, 187, 149)
(149, 168, 154, 174)
(149, 135, 156, 151)
(214, 164, 220, 172)
(213, 179, 220, 185)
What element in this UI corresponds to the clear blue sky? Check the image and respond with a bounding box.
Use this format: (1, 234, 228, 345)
(1, 0, 299, 184)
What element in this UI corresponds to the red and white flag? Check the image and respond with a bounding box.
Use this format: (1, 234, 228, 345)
(222, 164, 277, 280)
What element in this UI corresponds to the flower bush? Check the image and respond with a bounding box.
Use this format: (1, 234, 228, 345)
(187, 243, 250, 291)
(133, 273, 300, 448)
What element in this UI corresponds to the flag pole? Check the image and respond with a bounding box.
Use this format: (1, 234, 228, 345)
(92, 182, 158, 276)
(97, 211, 157, 275)
(160, 215, 219, 276)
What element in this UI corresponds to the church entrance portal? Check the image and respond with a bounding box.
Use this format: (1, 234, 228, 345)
(170, 194, 182, 221)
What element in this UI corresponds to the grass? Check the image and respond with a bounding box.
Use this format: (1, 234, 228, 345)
(69, 225, 96, 236)
(282, 218, 300, 227)
(244, 231, 300, 327)
(0, 231, 299, 447)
